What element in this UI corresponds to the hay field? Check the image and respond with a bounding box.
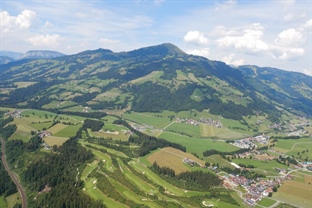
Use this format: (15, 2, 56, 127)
(147, 147, 205, 174)
(43, 136, 69, 146)
(273, 174, 312, 208)
(200, 124, 244, 139)
(47, 123, 67, 134)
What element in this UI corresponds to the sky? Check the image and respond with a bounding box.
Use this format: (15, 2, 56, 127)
(0, 0, 311, 75)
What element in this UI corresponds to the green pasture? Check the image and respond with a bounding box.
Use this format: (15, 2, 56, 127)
(79, 141, 128, 158)
(54, 124, 82, 137)
(43, 136, 69, 146)
(232, 158, 287, 172)
(42, 100, 77, 109)
(257, 197, 277, 207)
(166, 122, 201, 137)
(5, 193, 21, 208)
(129, 71, 163, 84)
(0, 195, 6, 208)
(129, 161, 209, 197)
(29, 121, 53, 130)
(93, 131, 129, 141)
(81, 160, 99, 181)
(123, 112, 172, 129)
(117, 159, 158, 194)
(84, 177, 127, 208)
(158, 131, 239, 156)
(205, 155, 233, 169)
(103, 124, 128, 132)
(108, 177, 162, 208)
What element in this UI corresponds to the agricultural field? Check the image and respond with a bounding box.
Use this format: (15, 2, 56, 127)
(273, 137, 312, 160)
(122, 112, 172, 129)
(272, 172, 312, 208)
(158, 131, 240, 156)
(146, 147, 205, 173)
(231, 158, 288, 173)
(257, 197, 277, 207)
(0, 196, 6, 208)
(5, 193, 21, 208)
(53, 124, 82, 137)
(43, 136, 69, 146)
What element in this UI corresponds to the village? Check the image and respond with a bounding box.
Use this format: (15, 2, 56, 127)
(176, 117, 223, 128)
(231, 135, 269, 149)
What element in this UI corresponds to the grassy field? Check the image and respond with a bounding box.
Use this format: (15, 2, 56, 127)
(257, 197, 277, 207)
(146, 147, 205, 174)
(5, 193, 21, 208)
(273, 137, 312, 160)
(166, 122, 202, 137)
(200, 124, 245, 139)
(272, 174, 312, 208)
(83, 177, 127, 208)
(54, 124, 82, 137)
(158, 131, 239, 156)
(43, 136, 69, 146)
(0, 195, 6, 208)
(79, 141, 128, 158)
(205, 154, 233, 169)
(232, 158, 287, 172)
(122, 112, 172, 129)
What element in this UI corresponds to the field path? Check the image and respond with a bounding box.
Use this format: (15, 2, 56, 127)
(162, 121, 176, 130)
(289, 142, 312, 151)
(1, 138, 27, 208)
(160, 148, 186, 159)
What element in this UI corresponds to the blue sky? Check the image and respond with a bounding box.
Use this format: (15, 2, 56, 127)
(1, 0, 311, 75)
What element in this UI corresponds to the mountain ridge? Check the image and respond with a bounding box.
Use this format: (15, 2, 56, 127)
(0, 43, 311, 122)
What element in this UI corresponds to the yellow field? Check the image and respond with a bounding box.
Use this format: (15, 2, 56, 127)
(93, 131, 129, 141)
(47, 123, 67, 134)
(43, 136, 69, 146)
(129, 71, 162, 84)
(273, 173, 312, 208)
(147, 147, 205, 174)
(200, 124, 244, 139)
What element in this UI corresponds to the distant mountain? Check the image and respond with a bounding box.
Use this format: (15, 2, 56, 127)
(0, 56, 15, 65)
(19, 50, 65, 59)
(0, 43, 311, 122)
(0, 51, 23, 59)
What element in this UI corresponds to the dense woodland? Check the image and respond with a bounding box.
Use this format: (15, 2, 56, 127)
(151, 162, 221, 191)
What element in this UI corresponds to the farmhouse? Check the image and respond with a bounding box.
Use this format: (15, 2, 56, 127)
(38, 131, 52, 138)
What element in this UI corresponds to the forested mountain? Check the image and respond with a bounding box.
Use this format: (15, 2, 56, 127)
(0, 43, 311, 121)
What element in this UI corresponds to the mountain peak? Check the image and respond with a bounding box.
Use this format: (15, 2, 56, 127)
(19, 50, 65, 60)
(128, 43, 185, 57)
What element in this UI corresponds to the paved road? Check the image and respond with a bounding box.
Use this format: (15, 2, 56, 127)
(1, 138, 27, 208)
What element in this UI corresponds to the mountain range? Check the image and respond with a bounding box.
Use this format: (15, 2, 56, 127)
(0, 43, 311, 123)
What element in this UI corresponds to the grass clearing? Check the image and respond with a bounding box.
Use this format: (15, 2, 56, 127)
(84, 177, 127, 208)
(232, 158, 287, 172)
(123, 112, 172, 129)
(5, 193, 21, 208)
(80, 141, 128, 158)
(147, 147, 205, 173)
(54, 124, 82, 137)
(47, 123, 68, 134)
(159, 131, 239, 156)
(0, 195, 6, 208)
(43, 136, 69, 146)
(257, 197, 276, 207)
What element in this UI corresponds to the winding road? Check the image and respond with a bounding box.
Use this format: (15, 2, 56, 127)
(1, 138, 27, 208)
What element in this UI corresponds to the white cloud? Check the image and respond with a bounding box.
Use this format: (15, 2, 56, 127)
(154, 0, 165, 5)
(283, 13, 294, 21)
(215, 0, 236, 11)
(26, 34, 60, 47)
(271, 46, 304, 60)
(99, 38, 120, 44)
(275, 28, 303, 46)
(222, 54, 244, 66)
(0, 10, 37, 33)
(216, 23, 269, 52)
(183, 31, 209, 45)
(186, 48, 210, 57)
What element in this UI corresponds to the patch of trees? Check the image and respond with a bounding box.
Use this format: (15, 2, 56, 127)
(49, 109, 107, 119)
(0, 117, 17, 139)
(151, 162, 221, 191)
(277, 156, 298, 165)
(1, 80, 61, 106)
(202, 148, 250, 157)
(6, 137, 105, 208)
(72, 92, 98, 104)
(270, 136, 301, 140)
(0, 144, 17, 197)
(113, 119, 186, 156)
(82, 119, 104, 131)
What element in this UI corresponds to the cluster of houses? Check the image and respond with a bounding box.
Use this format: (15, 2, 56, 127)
(224, 174, 292, 206)
(38, 131, 52, 138)
(5, 110, 22, 118)
(183, 158, 204, 167)
(176, 117, 222, 128)
(231, 135, 269, 149)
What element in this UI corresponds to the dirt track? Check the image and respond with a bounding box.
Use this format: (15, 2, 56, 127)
(1, 137, 27, 208)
